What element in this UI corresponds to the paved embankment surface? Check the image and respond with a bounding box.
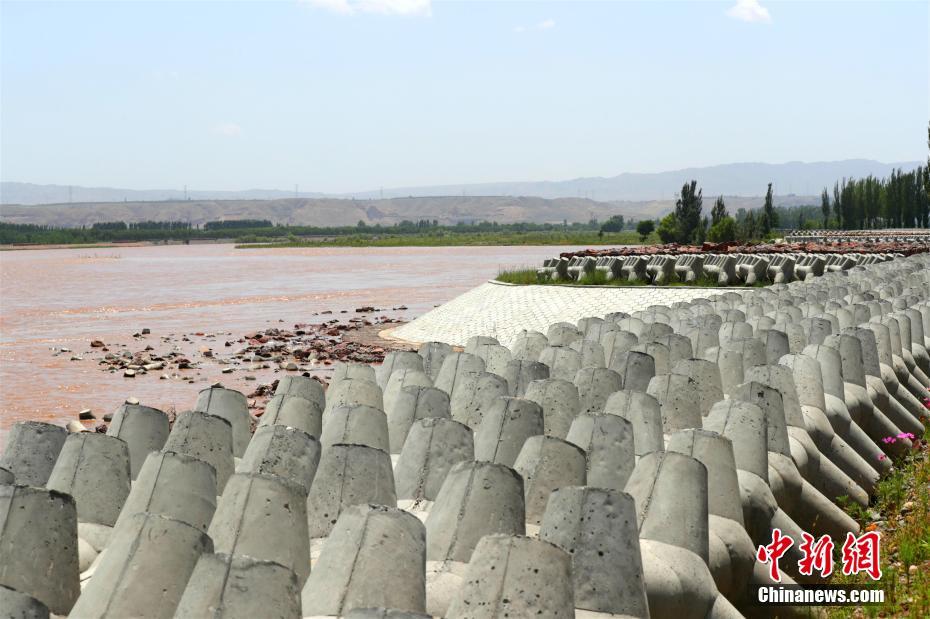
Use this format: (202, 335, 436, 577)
(391, 281, 732, 347)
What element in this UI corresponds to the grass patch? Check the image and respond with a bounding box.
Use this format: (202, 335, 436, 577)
(495, 267, 769, 287)
(821, 421, 930, 618)
(237, 230, 657, 248)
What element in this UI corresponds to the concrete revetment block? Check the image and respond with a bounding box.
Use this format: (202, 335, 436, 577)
(106, 403, 169, 479)
(302, 504, 426, 617)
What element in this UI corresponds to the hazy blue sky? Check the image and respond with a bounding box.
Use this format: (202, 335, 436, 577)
(2, 0, 927, 193)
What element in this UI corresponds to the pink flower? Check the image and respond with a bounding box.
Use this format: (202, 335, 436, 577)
(882, 436, 897, 444)
(897, 432, 915, 440)
(877, 454, 887, 462)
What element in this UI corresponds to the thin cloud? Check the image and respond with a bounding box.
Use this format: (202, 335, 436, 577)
(301, 0, 431, 16)
(213, 123, 242, 137)
(514, 18, 556, 33)
(726, 0, 772, 23)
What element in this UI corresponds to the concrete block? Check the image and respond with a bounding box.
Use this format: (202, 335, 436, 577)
(539, 487, 648, 617)
(384, 369, 433, 421)
(513, 435, 586, 525)
(69, 512, 212, 618)
(114, 450, 217, 534)
(570, 337, 607, 369)
(321, 404, 390, 453)
(0, 421, 67, 486)
(574, 367, 623, 414)
(445, 535, 574, 619)
(417, 341, 453, 382)
(376, 351, 425, 389)
(175, 552, 301, 619)
(611, 350, 656, 393)
(464, 335, 500, 354)
(501, 359, 550, 397)
(472, 343, 512, 376)
(237, 424, 321, 494)
(307, 443, 396, 538)
(258, 393, 323, 438)
(46, 432, 131, 526)
(522, 378, 580, 439)
(0, 585, 50, 619)
(510, 330, 549, 362)
(344, 609, 432, 619)
(426, 461, 525, 563)
(603, 389, 664, 456)
(632, 340, 670, 374)
(602, 330, 639, 369)
(671, 358, 724, 417)
(547, 322, 583, 347)
(566, 412, 635, 491)
(538, 345, 583, 382)
(387, 385, 451, 453)
(647, 373, 703, 433)
(163, 410, 234, 492)
(331, 361, 377, 387)
(0, 485, 79, 615)
(194, 386, 252, 458)
(449, 371, 510, 428)
(667, 430, 754, 599)
(625, 450, 709, 562)
(324, 378, 384, 415)
(651, 333, 694, 367)
(433, 352, 486, 396)
(395, 417, 474, 501)
(209, 472, 310, 583)
(473, 397, 544, 467)
(275, 375, 326, 412)
(106, 403, 169, 479)
(302, 504, 426, 616)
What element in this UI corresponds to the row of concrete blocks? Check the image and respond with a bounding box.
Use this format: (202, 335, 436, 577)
(536, 251, 893, 287)
(1, 253, 929, 617)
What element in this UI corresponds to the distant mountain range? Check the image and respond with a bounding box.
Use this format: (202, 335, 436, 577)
(0, 194, 822, 229)
(1, 159, 920, 206)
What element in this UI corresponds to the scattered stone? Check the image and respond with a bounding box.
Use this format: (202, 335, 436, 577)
(90, 340, 105, 348)
(78, 409, 95, 420)
(66, 420, 87, 433)
(123, 369, 136, 377)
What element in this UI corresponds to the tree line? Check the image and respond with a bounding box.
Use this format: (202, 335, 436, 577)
(0, 218, 604, 245)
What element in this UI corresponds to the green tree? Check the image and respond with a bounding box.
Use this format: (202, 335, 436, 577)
(674, 180, 703, 243)
(656, 213, 681, 244)
(710, 196, 728, 226)
(820, 188, 831, 228)
(706, 216, 737, 242)
(599, 215, 625, 233)
(760, 183, 777, 236)
(739, 210, 758, 241)
(636, 219, 654, 242)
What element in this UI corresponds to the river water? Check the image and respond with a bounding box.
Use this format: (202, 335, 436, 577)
(0, 243, 583, 442)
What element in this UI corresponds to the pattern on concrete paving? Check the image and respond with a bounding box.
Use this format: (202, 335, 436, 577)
(390, 281, 732, 347)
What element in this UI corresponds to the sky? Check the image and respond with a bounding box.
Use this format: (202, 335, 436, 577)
(1, 0, 928, 194)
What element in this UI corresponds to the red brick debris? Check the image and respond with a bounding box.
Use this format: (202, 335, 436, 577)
(559, 240, 930, 260)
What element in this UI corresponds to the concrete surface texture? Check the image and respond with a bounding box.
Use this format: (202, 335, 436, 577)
(1, 251, 929, 618)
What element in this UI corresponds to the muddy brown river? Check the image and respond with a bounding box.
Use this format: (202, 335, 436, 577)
(0, 243, 590, 443)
